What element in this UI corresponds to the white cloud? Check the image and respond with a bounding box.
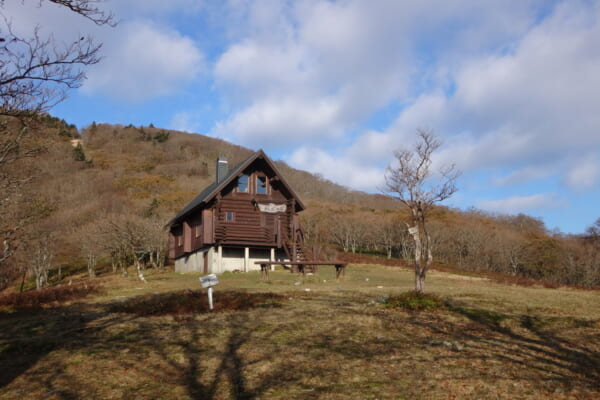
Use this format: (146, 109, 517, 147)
(478, 193, 561, 214)
(211, 97, 344, 148)
(214, 40, 314, 100)
(210, 0, 427, 147)
(365, 0, 600, 192)
(564, 156, 600, 190)
(493, 165, 554, 186)
(111, 0, 208, 15)
(169, 111, 202, 133)
(289, 147, 385, 192)
(81, 21, 203, 101)
(209, 0, 568, 170)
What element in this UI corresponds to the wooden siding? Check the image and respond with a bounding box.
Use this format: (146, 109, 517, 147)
(215, 196, 287, 246)
(202, 209, 214, 243)
(169, 225, 185, 259)
(170, 154, 304, 259)
(183, 221, 192, 252)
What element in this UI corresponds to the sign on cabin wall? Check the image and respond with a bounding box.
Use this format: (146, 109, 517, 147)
(258, 203, 287, 213)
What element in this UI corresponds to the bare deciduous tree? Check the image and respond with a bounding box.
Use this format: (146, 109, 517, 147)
(31, 233, 53, 290)
(585, 217, 600, 246)
(95, 215, 167, 282)
(384, 129, 460, 293)
(0, 0, 113, 279)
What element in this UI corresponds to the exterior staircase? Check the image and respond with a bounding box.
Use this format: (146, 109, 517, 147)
(283, 226, 316, 273)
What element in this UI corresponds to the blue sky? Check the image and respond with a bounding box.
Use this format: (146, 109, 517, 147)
(10, 0, 600, 234)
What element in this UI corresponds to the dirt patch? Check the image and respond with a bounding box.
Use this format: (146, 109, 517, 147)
(428, 270, 490, 281)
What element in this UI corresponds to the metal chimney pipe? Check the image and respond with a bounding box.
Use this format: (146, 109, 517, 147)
(216, 158, 228, 183)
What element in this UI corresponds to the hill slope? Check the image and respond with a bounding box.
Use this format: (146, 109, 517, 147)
(3, 118, 599, 289)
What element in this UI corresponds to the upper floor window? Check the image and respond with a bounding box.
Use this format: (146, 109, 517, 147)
(257, 176, 268, 194)
(226, 211, 234, 222)
(237, 174, 249, 193)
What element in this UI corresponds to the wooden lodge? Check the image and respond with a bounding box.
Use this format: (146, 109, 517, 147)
(166, 150, 308, 274)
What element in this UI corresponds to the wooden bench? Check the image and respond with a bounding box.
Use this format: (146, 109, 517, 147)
(254, 261, 347, 281)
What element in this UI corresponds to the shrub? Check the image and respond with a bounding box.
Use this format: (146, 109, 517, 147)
(0, 283, 101, 309)
(153, 130, 170, 143)
(73, 143, 86, 161)
(384, 291, 446, 312)
(110, 290, 285, 316)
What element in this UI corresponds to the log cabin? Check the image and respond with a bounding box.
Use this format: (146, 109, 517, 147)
(166, 150, 307, 273)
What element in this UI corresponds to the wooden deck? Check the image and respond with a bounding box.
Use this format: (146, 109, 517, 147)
(254, 261, 347, 281)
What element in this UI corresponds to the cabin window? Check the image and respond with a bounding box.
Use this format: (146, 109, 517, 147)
(257, 176, 268, 194)
(237, 174, 249, 193)
(226, 211, 234, 222)
(177, 235, 182, 246)
(195, 225, 201, 238)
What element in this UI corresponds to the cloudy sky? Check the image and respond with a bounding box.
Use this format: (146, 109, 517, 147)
(12, 0, 600, 233)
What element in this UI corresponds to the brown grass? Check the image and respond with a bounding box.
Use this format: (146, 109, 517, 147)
(109, 290, 285, 316)
(0, 265, 598, 399)
(0, 282, 101, 309)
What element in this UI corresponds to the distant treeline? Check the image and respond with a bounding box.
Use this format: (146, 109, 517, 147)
(301, 206, 600, 288)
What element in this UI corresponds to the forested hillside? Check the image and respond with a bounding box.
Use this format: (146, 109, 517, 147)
(2, 116, 599, 291)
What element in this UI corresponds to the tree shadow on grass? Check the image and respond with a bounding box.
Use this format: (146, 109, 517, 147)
(298, 298, 600, 397)
(446, 303, 600, 391)
(0, 292, 325, 399)
(148, 311, 324, 399)
(0, 304, 142, 392)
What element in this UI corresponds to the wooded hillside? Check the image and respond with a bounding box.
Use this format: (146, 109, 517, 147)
(2, 116, 599, 290)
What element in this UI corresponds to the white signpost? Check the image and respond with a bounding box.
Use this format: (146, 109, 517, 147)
(199, 274, 219, 310)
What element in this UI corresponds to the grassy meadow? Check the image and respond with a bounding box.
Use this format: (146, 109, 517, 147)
(0, 264, 599, 399)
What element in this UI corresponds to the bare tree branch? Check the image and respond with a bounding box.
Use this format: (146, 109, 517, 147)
(0, 18, 102, 115)
(45, 0, 116, 26)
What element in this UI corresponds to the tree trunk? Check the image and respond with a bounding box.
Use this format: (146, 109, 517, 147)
(121, 260, 129, 277)
(409, 215, 433, 294)
(36, 273, 44, 290)
(87, 252, 96, 278)
(135, 259, 147, 283)
(415, 265, 426, 293)
(410, 223, 423, 293)
(157, 250, 165, 269)
(19, 270, 26, 293)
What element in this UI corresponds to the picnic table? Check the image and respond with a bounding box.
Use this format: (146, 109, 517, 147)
(254, 261, 347, 281)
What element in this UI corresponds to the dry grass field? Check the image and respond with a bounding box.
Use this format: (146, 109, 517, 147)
(1, 265, 599, 399)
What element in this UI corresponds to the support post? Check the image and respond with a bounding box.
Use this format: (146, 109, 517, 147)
(270, 248, 275, 271)
(208, 287, 214, 310)
(217, 245, 223, 273)
(244, 247, 249, 272)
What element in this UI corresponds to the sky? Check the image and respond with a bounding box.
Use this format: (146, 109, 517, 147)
(9, 0, 600, 234)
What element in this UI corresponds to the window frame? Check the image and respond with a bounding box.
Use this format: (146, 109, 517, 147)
(256, 175, 268, 195)
(237, 174, 249, 193)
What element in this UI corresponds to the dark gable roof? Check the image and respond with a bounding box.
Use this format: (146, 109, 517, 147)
(166, 149, 305, 227)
